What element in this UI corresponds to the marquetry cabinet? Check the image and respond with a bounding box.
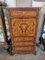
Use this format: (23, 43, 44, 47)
(8, 8, 40, 54)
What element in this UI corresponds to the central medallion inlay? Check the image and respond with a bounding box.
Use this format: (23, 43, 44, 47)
(20, 23, 29, 33)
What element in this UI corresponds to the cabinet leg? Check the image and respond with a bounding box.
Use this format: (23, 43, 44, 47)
(7, 44, 14, 55)
(33, 51, 37, 55)
(34, 52, 36, 55)
(44, 46, 45, 51)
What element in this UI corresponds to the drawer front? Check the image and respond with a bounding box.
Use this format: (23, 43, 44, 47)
(14, 47, 34, 52)
(9, 9, 37, 18)
(13, 37, 34, 42)
(11, 18, 37, 37)
(13, 42, 34, 47)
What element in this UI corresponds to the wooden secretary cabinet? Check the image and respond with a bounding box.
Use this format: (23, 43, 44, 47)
(8, 8, 40, 54)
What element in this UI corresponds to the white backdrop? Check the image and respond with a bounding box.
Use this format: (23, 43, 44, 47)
(16, 0, 32, 7)
(5, 0, 16, 7)
(0, 0, 4, 2)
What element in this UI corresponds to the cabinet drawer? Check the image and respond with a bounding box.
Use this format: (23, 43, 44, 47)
(13, 41, 34, 47)
(13, 37, 34, 42)
(9, 10, 37, 18)
(14, 46, 33, 52)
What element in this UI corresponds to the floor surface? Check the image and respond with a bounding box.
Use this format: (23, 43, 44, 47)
(0, 45, 45, 60)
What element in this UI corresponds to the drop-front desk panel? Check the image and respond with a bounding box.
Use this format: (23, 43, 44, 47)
(8, 8, 39, 54)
